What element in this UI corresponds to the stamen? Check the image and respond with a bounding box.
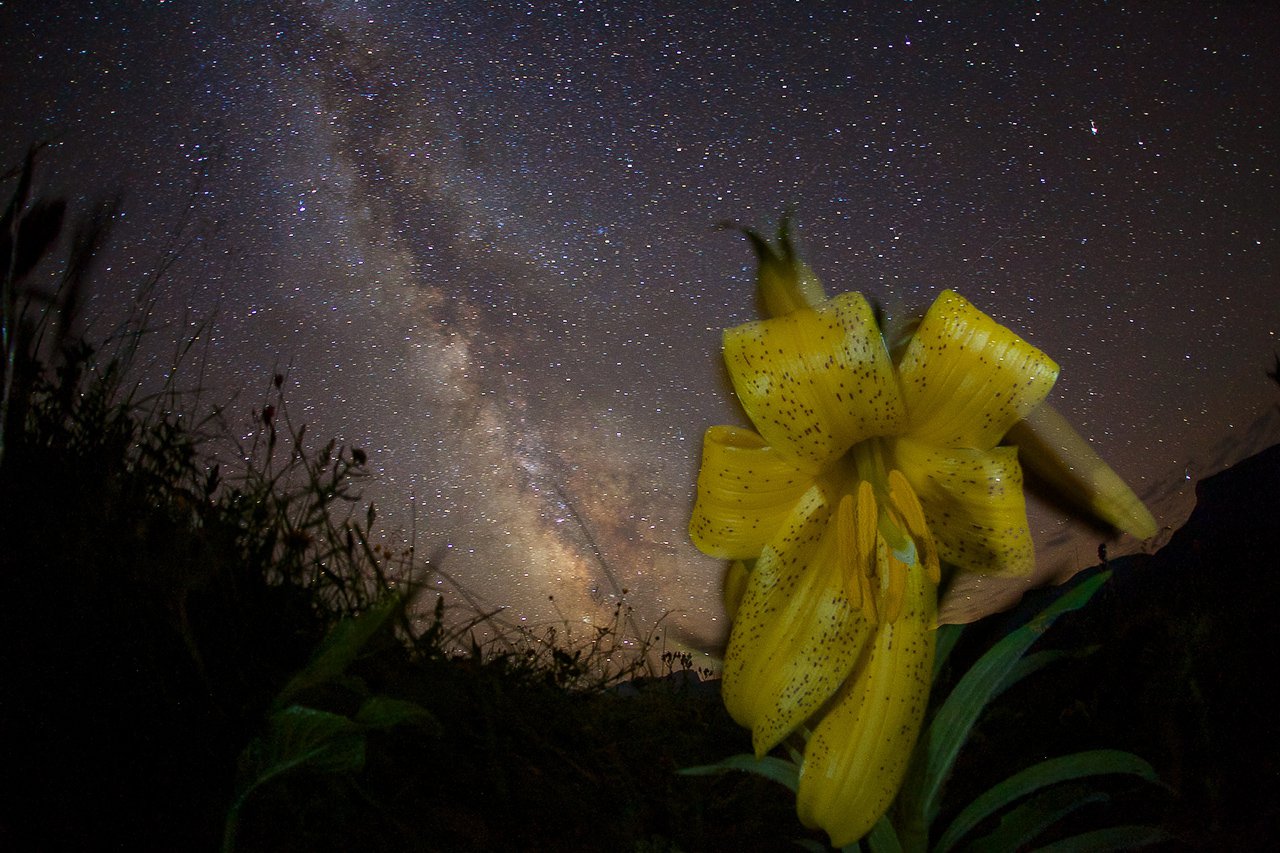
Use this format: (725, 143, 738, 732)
(888, 469, 942, 585)
(884, 554, 907, 623)
(836, 493, 859, 609)
(854, 481, 878, 567)
(854, 481, 879, 620)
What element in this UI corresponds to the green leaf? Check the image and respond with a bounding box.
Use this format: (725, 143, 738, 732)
(678, 753, 800, 793)
(224, 705, 367, 852)
(932, 623, 964, 682)
(936, 750, 1159, 852)
(993, 648, 1064, 696)
(900, 571, 1111, 827)
(273, 593, 401, 710)
(355, 695, 442, 735)
(863, 813, 903, 853)
(1029, 824, 1170, 852)
(237, 706, 366, 795)
(996, 647, 1091, 698)
(965, 785, 1106, 853)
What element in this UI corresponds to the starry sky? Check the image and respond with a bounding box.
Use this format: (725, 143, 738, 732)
(4, 1, 1278, 650)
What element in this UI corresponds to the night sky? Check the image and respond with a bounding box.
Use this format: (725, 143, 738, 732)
(4, 2, 1278, 650)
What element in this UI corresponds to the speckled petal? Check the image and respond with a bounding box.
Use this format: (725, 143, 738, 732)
(897, 290, 1058, 451)
(689, 425, 815, 559)
(890, 436, 1036, 576)
(796, 538, 937, 847)
(723, 291, 906, 470)
(722, 484, 875, 757)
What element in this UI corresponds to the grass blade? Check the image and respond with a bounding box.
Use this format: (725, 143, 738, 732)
(863, 813, 903, 853)
(901, 571, 1111, 827)
(964, 785, 1105, 853)
(935, 750, 1160, 852)
(679, 753, 800, 793)
(997, 646, 1096, 698)
(932, 623, 964, 681)
(1030, 824, 1170, 852)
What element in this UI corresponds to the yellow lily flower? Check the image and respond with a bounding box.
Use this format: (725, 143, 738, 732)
(689, 219, 1153, 846)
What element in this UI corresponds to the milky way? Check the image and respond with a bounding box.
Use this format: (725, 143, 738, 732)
(4, 2, 1278, 650)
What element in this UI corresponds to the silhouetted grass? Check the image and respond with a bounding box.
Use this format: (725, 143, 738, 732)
(0, 328, 809, 852)
(0, 150, 798, 853)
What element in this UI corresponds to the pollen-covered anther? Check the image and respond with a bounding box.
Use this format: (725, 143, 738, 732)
(887, 469, 942, 586)
(835, 492, 860, 609)
(884, 552, 908, 623)
(852, 482, 879, 621)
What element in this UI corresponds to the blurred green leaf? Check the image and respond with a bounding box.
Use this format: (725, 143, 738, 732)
(224, 705, 367, 852)
(237, 705, 366, 792)
(678, 753, 800, 793)
(273, 593, 400, 710)
(355, 695, 442, 735)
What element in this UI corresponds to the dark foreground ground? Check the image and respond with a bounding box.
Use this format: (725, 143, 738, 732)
(2, 424, 1277, 852)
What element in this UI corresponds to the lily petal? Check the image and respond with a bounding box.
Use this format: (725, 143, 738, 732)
(1006, 402, 1158, 539)
(724, 291, 906, 469)
(690, 425, 814, 559)
(897, 290, 1058, 451)
(891, 436, 1036, 576)
(796, 537, 937, 847)
(722, 485, 874, 757)
(723, 560, 750, 621)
